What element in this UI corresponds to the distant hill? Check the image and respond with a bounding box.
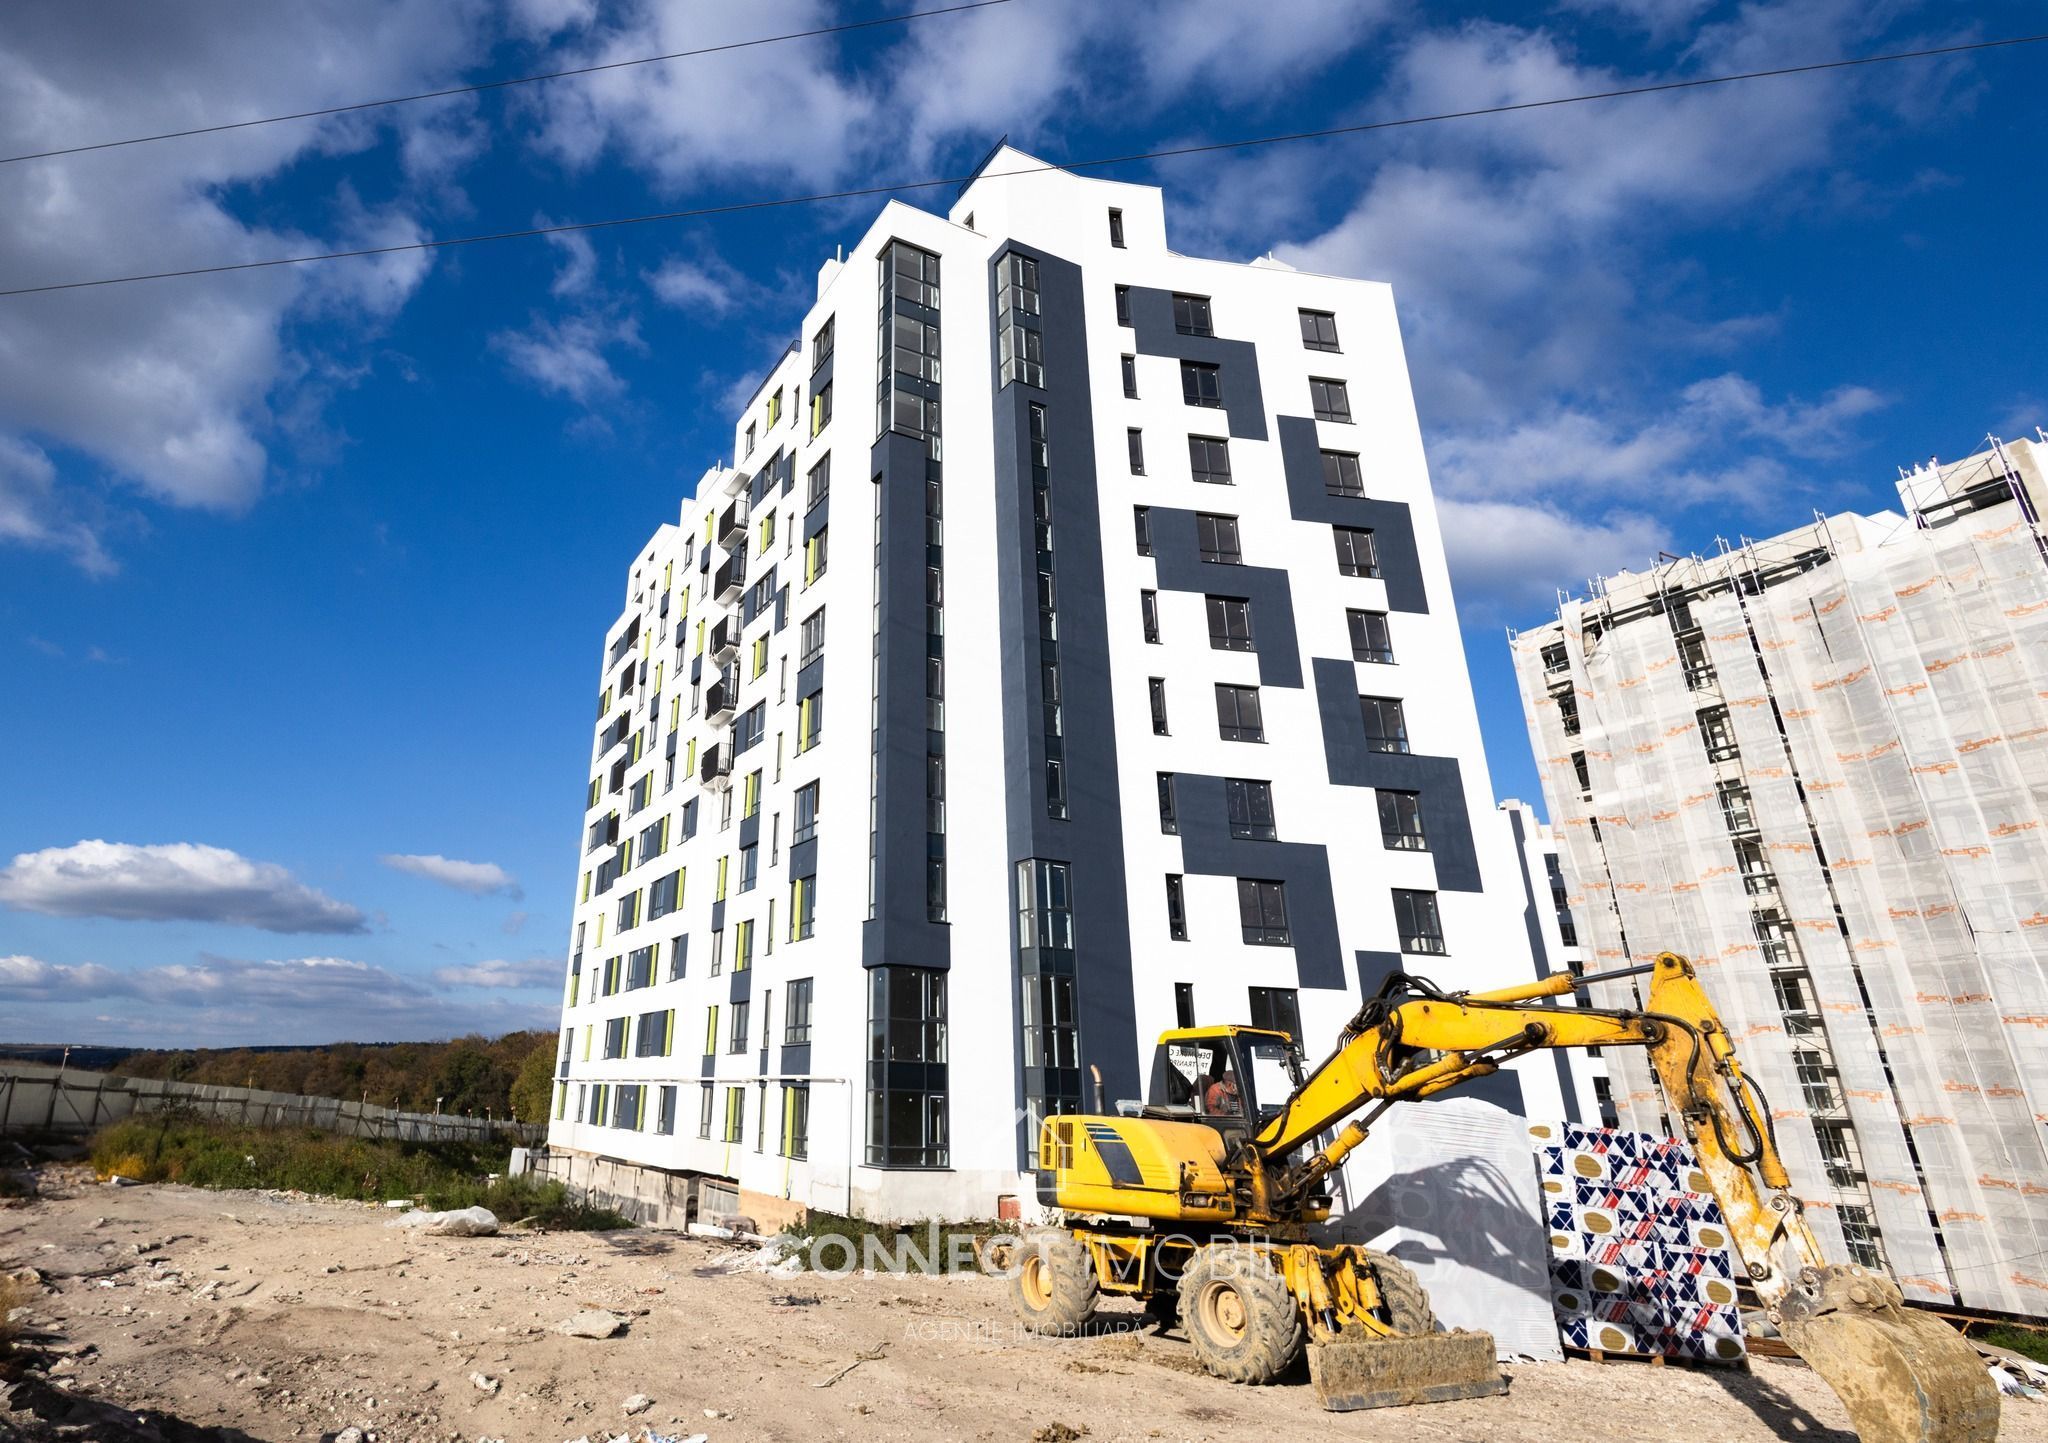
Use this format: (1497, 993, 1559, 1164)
(13, 1032, 562, 1123)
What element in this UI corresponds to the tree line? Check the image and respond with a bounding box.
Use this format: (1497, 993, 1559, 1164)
(110, 1031, 560, 1123)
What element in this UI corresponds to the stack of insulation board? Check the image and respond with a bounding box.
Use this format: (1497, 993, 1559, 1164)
(1530, 1120, 1747, 1362)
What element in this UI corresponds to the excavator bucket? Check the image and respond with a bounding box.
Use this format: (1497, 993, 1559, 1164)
(1777, 1266, 2000, 1443)
(1306, 1330, 1506, 1411)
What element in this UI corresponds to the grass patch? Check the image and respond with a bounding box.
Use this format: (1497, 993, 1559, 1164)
(86, 1110, 627, 1230)
(776, 1209, 1004, 1274)
(1978, 1324, 2048, 1365)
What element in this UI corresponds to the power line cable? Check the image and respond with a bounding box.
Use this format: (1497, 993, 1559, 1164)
(4, 29, 2043, 300)
(0, 0, 1018, 167)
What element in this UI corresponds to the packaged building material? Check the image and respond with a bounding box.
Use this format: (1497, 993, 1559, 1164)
(1530, 1120, 1747, 1363)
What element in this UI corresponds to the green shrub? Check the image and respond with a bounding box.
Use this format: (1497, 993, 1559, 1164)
(1979, 1324, 2048, 1366)
(85, 1111, 625, 1230)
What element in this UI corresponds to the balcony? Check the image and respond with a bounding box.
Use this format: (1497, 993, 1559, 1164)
(716, 465, 747, 498)
(700, 740, 733, 789)
(598, 714, 631, 754)
(714, 554, 745, 603)
(705, 678, 735, 723)
(606, 617, 640, 667)
(709, 616, 737, 662)
(717, 502, 745, 550)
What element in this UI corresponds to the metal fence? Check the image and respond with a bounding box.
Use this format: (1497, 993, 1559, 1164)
(0, 1061, 543, 1146)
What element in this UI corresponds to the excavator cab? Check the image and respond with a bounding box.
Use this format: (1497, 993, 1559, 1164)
(1143, 1026, 1304, 1134)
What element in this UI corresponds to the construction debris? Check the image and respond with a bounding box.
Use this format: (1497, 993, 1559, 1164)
(389, 1205, 498, 1237)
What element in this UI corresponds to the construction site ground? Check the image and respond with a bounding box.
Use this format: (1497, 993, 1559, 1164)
(4, 1172, 2039, 1443)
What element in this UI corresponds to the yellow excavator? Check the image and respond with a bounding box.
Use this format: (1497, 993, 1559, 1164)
(1009, 952, 1999, 1443)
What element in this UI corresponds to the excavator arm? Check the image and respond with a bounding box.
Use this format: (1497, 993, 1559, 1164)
(1248, 952, 1999, 1443)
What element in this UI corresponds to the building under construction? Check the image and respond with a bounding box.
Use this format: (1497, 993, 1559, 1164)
(1511, 435, 2048, 1318)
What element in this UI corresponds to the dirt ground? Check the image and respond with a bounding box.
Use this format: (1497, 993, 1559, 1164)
(2, 1171, 2040, 1443)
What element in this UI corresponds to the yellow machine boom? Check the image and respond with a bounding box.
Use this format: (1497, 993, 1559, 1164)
(1009, 953, 2000, 1442)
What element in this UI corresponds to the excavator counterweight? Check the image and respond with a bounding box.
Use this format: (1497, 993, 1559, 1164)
(1015, 953, 1999, 1442)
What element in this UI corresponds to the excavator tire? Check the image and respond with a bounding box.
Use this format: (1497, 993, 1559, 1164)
(1178, 1243, 1305, 1384)
(1011, 1229, 1099, 1337)
(1363, 1250, 1437, 1335)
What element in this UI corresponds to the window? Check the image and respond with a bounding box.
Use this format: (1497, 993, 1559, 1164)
(1188, 434, 1231, 484)
(1718, 780, 1755, 833)
(1015, 859, 1074, 950)
(1379, 790, 1426, 850)
(1310, 377, 1352, 422)
(639, 816, 666, 861)
(1237, 879, 1289, 946)
(813, 315, 834, 367)
(807, 455, 830, 510)
(1121, 354, 1137, 397)
(698, 1083, 715, 1138)
(785, 977, 814, 1044)
(1360, 695, 1408, 753)
(1180, 360, 1222, 408)
(634, 1006, 667, 1056)
(1127, 427, 1145, 474)
(1394, 888, 1446, 954)
(1321, 449, 1363, 497)
(1541, 640, 1569, 674)
(655, 1085, 677, 1135)
(1334, 526, 1379, 577)
(730, 998, 751, 1053)
(1298, 309, 1340, 352)
(649, 869, 682, 919)
(1196, 513, 1241, 564)
(1348, 609, 1394, 663)
(781, 1083, 811, 1159)
(866, 966, 949, 1168)
(1165, 874, 1187, 940)
(810, 380, 833, 436)
(998, 319, 1043, 388)
(1206, 595, 1253, 651)
(1114, 284, 1131, 326)
(1680, 633, 1716, 690)
(722, 1086, 745, 1143)
(793, 780, 821, 844)
(766, 388, 782, 430)
(1140, 589, 1160, 644)
(1134, 505, 1152, 557)
(617, 888, 640, 931)
(1157, 772, 1178, 834)
(1698, 706, 1739, 762)
(1556, 689, 1581, 737)
(751, 633, 768, 677)
(744, 422, 756, 456)
(1172, 293, 1212, 336)
(739, 843, 759, 892)
(1216, 683, 1264, 742)
(668, 935, 688, 981)
(1571, 750, 1591, 795)
(805, 526, 828, 584)
(603, 1015, 627, 1059)
(800, 607, 826, 667)
(1225, 778, 1276, 840)
(1249, 986, 1302, 1042)
(1108, 208, 1125, 247)
(999, 251, 1040, 317)
(789, 874, 815, 940)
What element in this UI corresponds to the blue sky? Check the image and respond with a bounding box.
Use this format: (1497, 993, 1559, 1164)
(1, 0, 2042, 1046)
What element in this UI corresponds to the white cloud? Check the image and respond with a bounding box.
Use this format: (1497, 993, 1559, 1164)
(545, 228, 598, 298)
(1438, 498, 1669, 623)
(0, 952, 557, 1044)
(0, 433, 112, 576)
(432, 957, 559, 989)
(490, 310, 643, 405)
(0, 841, 367, 933)
(378, 852, 523, 899)
(0, 2, 489, 569)
(644, 255, 749, 315)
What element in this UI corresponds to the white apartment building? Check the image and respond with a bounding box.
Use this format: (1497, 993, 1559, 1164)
(1512, 437, 2048, 1317)
(547, 148, 1562, 1223)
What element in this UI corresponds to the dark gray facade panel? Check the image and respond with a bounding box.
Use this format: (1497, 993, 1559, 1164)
(1150, 507, 1303, 690)
(795, 656, 824, 700)
(1505, 805, 1580, 1123)
(1312, 657, 1481, 892)
(988, 244, 1141, 1111)
(1171, 774, 1347, 992)
(788, 837, 818, 882)
(1275, 415, 1429, 614)
(802, 492, 829, 540)
(728, 965, 752, 1004)
(779, 1041, 812, 1075)
(860, 430, 952, 973)
(738, 809, 760, 850)
(1125, 286, 1269, 442)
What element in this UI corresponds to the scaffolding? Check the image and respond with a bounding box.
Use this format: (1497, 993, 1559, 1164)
(1510, 438, 2048, 1316)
